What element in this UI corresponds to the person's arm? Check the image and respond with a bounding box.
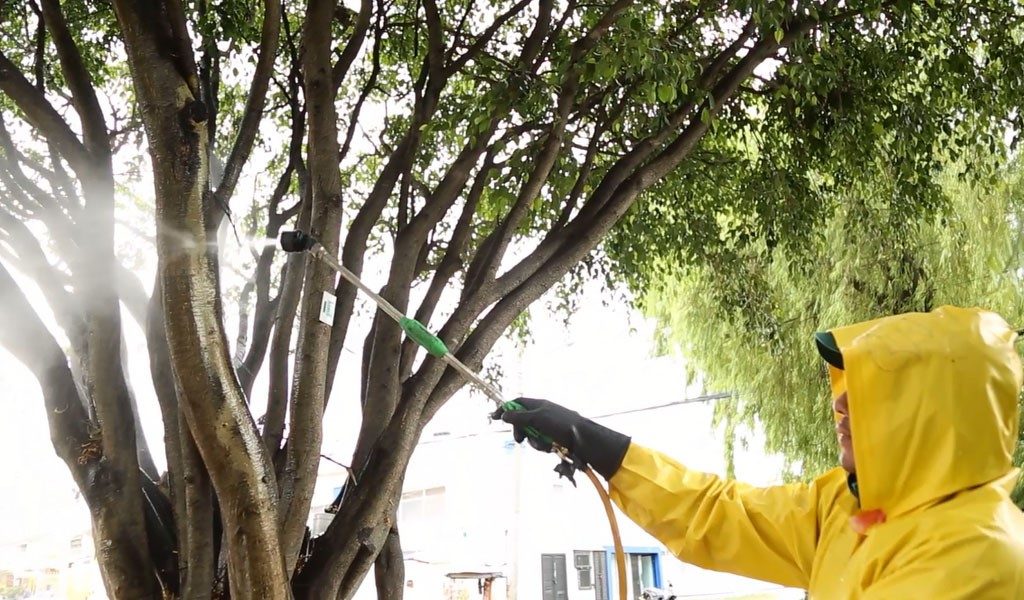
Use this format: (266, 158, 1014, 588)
(495, 398, 832, 589)
(610, 443, 827, 588)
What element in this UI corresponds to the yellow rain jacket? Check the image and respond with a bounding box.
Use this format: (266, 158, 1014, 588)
(608, 306, 1024, 598)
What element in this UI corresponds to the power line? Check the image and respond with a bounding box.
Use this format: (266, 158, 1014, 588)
(589, 392, 733, 419)
(414, 391, 732, 446)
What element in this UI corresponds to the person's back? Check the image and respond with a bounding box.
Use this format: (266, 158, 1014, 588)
(498, 306, 1024, 598)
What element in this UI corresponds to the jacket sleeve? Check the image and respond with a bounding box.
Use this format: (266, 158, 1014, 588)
(607, 443, 825, 588)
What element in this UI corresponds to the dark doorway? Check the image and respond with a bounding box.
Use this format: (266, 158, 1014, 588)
(541, 553, 568, 600)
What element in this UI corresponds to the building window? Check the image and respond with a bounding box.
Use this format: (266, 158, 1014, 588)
(574, 551, 593, 590)
(398, 487, 446, 551)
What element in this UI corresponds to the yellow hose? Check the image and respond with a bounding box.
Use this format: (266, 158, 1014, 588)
(582, 465, 628, 600)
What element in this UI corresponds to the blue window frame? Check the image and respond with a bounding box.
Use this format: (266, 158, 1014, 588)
(601, 546, 663, 598)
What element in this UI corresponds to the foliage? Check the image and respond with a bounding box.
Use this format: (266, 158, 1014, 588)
(637, 158, 1024, 495)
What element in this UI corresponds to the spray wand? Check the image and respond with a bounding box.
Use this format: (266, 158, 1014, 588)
(280, 230, 628, 600)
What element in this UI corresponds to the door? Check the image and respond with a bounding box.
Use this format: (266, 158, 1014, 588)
(541, 554, 568, 600)
(592, 551, 608, 600)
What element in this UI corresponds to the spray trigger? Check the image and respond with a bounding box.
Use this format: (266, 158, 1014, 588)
(554, 456, 580, 487)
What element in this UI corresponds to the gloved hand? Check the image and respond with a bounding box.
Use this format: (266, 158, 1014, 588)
(492, 397, 631, 480)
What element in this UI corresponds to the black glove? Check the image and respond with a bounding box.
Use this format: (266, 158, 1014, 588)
(492, 397, 631, 480)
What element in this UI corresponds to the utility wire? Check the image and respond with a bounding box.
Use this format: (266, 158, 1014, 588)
(413, 391, 733, 446)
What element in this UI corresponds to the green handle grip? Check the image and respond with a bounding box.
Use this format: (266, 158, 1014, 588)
(502, 400, 554, 447)
(400, 317, 450, 357)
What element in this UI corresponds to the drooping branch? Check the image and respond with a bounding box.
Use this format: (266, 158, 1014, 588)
(0, 206, 88, 362)
(0, 262, 162, 598)
(0, 51, 92, 174)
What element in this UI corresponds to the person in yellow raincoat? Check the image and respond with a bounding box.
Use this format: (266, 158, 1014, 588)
(494, 305, 1024, 598)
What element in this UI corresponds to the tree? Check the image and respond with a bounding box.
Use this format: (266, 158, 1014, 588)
(1, 1, 1022, 598)
(633, 159, 1024, 498)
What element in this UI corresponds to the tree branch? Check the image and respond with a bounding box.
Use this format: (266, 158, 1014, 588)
(0, 261, 161, 596)
(237, 164, 294, 398)
(445, 0, 533, 75)
(399, 153, 494, 380)
(113, 0, 289, 593)
(332, 0, 373, 91)
(418, 16, 808, 422)
(0, 50, 92, 175)
(39, 0, 110, 160)
(279, 0, 349, 573)
(212, 0, 282, 214)
(339, 6, 383, 163)
(161, 0, 202, 96)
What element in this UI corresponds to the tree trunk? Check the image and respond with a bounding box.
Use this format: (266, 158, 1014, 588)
(373, 526, 404, 600)
(278, 0, 350, 571)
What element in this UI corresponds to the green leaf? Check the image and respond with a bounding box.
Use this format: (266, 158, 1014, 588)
(775, 28, 784, 44)
(657, 84, 677, 103)
(597, 58, 617, 79)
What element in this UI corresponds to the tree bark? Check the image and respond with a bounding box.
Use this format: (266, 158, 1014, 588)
(279, 0, 363, 572)
(372, 525, 404, 600)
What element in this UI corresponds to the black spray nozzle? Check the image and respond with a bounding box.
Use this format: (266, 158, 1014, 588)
(280, 230, 318, 253)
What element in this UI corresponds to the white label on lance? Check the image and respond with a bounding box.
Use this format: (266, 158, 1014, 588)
(319, 291, 336, 325)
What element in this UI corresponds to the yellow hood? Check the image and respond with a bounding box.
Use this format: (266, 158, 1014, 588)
(825, 305, 1023, 517)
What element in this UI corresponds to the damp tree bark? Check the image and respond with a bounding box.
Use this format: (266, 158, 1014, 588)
(0, 0, 956, 598)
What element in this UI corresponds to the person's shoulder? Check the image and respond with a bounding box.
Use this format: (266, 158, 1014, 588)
(810, 467, 856, 505)
(898, 494, 1024, 563)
